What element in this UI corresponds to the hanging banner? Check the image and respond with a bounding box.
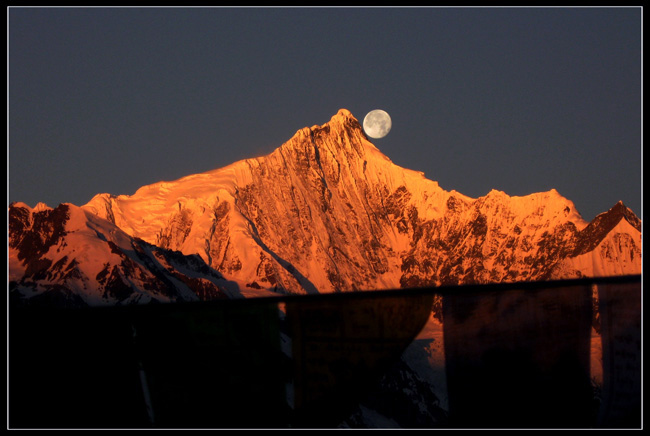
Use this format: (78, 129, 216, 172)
(442, 284, 594, 428)
(597, 281, 642, 428)
(286, 292, 434, 427)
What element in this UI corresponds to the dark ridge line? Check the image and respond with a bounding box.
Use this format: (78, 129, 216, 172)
(10, 274, 641, 316)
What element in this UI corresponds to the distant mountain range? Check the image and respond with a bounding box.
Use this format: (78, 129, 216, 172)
(9, 109, 641, 306)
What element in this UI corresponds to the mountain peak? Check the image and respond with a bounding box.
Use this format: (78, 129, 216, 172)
(297, 108, 363, 138)
(571, 200, 641, 256)
(603, 201, 641, 231)
(330, 108, 356, 123)
(329, 108, 364, 135)
(9, 201, 53, 213)
(280, 109, 382, 166)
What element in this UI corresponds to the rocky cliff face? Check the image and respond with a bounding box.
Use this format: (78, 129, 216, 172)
(9, 202, 245, 307)
(79, 109, 641, 297)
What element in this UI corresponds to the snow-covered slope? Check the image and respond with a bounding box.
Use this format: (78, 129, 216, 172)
(8, 202, 259, 307)
(81, 109, 640, 295)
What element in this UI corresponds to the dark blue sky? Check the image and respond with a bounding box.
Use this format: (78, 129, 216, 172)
(8, 7, 641, 221)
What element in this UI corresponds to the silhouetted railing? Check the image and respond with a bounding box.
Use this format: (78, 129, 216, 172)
(8, 275, 641, 429)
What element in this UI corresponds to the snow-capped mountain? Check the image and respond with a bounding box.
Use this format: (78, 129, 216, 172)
(8, 109, 641, 428)
(8, 202, 254, 307)
(78, 109, 641, 296)
(9, 108, 640, 305)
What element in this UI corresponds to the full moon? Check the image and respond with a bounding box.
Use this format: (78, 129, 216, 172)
(363, 109, 392, 139)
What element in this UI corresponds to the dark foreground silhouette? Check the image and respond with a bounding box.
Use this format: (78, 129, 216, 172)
(9, 275, 640, 429)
